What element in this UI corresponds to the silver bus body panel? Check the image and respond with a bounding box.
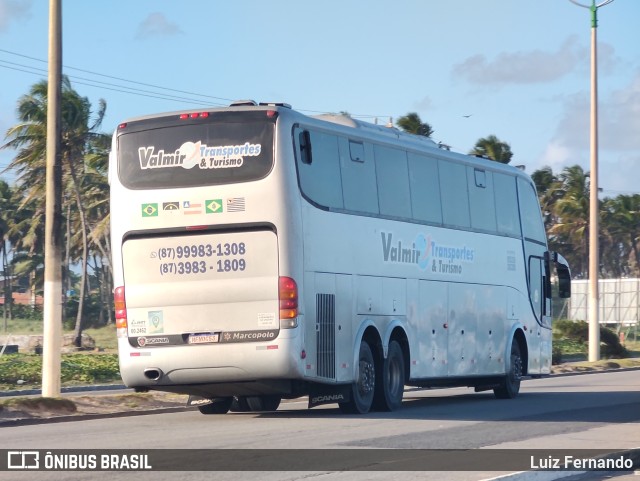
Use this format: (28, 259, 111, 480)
(111, 104, 552, 401)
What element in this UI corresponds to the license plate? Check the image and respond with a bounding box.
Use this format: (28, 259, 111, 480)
(188, 333, 219, 344)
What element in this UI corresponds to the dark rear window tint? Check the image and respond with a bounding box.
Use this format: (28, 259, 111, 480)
(117, 119, 274, 189)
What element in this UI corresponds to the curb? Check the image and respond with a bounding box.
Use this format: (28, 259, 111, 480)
(0, 404, 193, 427)
(0, 384, 127, 398)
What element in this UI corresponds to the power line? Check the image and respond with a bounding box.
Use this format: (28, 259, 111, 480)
(0, 48, 235, 104)
(0, 61, 223, 107)
(0, 48, 393, 120)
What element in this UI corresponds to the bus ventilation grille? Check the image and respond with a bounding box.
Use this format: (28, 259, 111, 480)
(316, 293, 336, 379)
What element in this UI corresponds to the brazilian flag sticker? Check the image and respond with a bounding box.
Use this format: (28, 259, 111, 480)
(206, 199, 223, 214)
(141, 203, 158, 217)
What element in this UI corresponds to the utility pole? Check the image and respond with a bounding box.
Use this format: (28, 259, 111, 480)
(569, 0, 613, 362)
(42, 0, 63, 397)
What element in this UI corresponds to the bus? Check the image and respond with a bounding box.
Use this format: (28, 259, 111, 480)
(110, 101, 571, 415)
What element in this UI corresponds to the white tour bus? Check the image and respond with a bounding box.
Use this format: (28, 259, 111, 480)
(110, 101, 571, 414)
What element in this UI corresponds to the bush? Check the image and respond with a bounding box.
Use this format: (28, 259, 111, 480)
(553, 319, 629, 362)
(9, 304, 43, 321)
(0, 353, 120, 387)
(65, 293, 112, 329)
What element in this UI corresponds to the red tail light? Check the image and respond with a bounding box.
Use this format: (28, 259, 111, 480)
(279, 277, 298, 320)
(179, 112, 210, 120)
(114, 286, 127, 330)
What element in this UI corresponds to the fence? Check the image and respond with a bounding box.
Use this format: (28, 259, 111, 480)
(569, 278, 640, 326)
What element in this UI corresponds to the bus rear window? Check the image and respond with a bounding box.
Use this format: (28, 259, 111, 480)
(117, 119, 274, 189)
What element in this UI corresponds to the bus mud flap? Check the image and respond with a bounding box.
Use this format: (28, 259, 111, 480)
(308, 384, 351, 408)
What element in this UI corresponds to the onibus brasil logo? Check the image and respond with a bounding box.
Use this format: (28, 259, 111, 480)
(381, 231, 475, 274)
(138, 141, 262, 170)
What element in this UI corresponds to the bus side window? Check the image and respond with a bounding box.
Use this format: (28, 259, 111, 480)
(439, 159, 470, 228)
(408, 153, 442, 224)
(374, 145, 412, 219)
(494, 173, 521, 237)
(467, 167, 497, 232)
(295, 128, 344, 209)
(339, 138, 379, 214)
(529, 256, 543, 321)
(518, 178, 546, 243)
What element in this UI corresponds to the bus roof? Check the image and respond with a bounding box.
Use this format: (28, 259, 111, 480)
(116, 101, 532, 183)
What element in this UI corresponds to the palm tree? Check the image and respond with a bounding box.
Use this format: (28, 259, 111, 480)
(83, 149, 112, 325)
(548, 165, 591, 278)
(602, 194, 640, 277)
(532, 166, 640, 278)
(469, 135, 513, 164)
(396, 112, 434, 137)
(0, 180, 17, 327)
(532, 167, 561, 228)
(2, 77, 109, 345)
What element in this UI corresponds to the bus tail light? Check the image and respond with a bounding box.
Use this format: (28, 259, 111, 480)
(114, 286, 128, 338)
(179, 112, 210, 120)
(279, 276, 298, 328)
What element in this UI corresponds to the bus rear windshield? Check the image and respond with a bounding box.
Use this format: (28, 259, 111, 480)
(117, 117, 274, 189)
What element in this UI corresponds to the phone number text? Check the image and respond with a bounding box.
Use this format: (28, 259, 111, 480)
(160, 259, 247, 276)
(156, 242, 246, 260)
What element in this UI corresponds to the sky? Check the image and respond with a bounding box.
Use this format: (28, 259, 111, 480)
(0, 0, 638, 196)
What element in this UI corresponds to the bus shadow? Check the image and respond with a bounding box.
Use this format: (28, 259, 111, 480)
(251, 389, 640, 424)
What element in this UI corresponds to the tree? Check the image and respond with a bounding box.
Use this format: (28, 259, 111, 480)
(532, 165, 640, 279)
(396, 112, 434, 137)
(601, 194, 640, 277)
(0, 180, 17, 327)
(548, 165, 591, 278)
(531, 167, 564, 247)
(469, 135, 513, 164)
(2, 77, 109, 345)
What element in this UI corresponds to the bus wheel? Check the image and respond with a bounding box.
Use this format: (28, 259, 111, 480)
(494, 340, 523, 399)
(373, 340, 405, 411)
(197, 397, 233, 415)
(339, 340, 376, 414)
(230, 396, 251, 412)
(246, 395, 282, 412)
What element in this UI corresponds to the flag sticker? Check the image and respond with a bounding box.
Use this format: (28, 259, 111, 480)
(163, 201, 180, 211)
(227, 197, 246, 212)
(141, 203, 158, 217)
(183, 201, 203, 215)
(206, 199, 223, 214)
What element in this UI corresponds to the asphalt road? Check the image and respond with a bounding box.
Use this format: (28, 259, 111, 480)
(1, 369, 639, 481)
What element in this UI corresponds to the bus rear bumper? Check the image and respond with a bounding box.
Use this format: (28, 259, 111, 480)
(118, 334, 304, 394)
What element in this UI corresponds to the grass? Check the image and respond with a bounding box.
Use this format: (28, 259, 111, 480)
(0, 352, 121, 390)
(0, 321, 121, 390)
(1, 317, 117, 351)
(82, 326, 117, 351)
(0, 316, 43, 334)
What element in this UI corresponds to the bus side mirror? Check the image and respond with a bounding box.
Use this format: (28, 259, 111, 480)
(299, 130, 312, 165)
(548, 251, 571, 299)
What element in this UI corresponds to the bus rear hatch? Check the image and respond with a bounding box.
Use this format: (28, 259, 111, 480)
(121, 230, 279, 348)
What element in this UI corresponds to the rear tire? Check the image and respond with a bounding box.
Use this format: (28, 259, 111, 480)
(197, 397, 233, 415)
(230, 396, 251, 412)
(246, 395, 281, 412)
(339, 340, 376, 414)
(373, 340, 405, 411)
(494, 340, 523, 399)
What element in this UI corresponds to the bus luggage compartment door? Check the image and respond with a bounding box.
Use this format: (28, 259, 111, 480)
(121, 230, 279, 346)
